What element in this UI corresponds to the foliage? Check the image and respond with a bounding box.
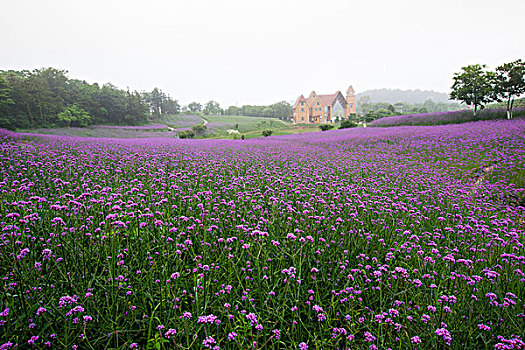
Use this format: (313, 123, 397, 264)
(261, 129, 273, 137)
(177, 129, 195, 139)
(203, 100, 222, 115)
(225, 101, 292, 120)
(491, 59, 525, 119)
(0, 68, 149, 129)
(187, 102, 203, 113)
(0, 120, 524, 349)
(0, 75, 15, 129)
(191, 124, 207, 135)
(141, 88, 180, 117)
(450, 64, 494, 115)
(56, 105, 91, 127)
(485, 97, 525, 110)
(339, 119, 357, 129)
(319, 124, 334, 131)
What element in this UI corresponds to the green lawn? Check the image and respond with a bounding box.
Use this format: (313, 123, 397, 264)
(204, 115, 291, 138)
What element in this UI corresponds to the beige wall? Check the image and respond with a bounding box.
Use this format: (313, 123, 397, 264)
(293, 100, 309, 123)
(307, 92, 324, 124)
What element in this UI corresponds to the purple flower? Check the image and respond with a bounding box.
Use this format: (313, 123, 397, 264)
(411, 336, 422, 344)
(164, 329, 176, 338)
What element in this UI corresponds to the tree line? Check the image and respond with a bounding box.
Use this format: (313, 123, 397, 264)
(356, 98, 462, 123)
(183, 100, 292, 120)
(224, 101, 291, 120)
(450, 59, 525, 119)
(0, 67, 294, 130)
(0, 68, 181, 130)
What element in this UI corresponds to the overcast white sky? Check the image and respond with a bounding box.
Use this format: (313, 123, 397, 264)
(1, 0, 524, 107)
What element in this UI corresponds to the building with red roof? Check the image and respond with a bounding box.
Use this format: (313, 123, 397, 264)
(292, 85, 356, 124)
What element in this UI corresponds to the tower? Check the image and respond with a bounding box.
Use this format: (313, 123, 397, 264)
(345, 85, 356, 117)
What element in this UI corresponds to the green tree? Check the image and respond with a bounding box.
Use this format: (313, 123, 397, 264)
(0, 75, 16, 129)
(161, 95, 180, 115)
(57, 105, 91, 127)
(0, 75, 13, 112)
(144, 87, 165, 117)
(450, 64, 494, 116)
(188, 102, 202, 113)
(492, 59, 525, 119)
(203, 100, 222, 115)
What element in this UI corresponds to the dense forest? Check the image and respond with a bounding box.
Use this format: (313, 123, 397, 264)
(0, 68, 179, 130)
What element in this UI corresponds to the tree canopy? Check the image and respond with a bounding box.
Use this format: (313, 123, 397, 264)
(224, 101, 291, 119)
(450, 64, 494, 115)
(491, 59, 525, 119)
(0, 68, 151, 129)
(449, 61, 525, 118)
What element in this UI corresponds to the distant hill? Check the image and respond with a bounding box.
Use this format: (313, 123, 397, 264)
(356, 89, 453, 104)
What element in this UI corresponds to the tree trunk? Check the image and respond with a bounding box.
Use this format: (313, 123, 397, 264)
(510, 98, 514, 119)
(507, 96, 511, 119)
(473, 104, 477, 116)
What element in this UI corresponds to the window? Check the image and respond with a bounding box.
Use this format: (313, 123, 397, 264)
(317, 102, 320, 105)
(301, 117, 304, 121)
(301, 108, 304, 112)
(301, 102, 304, 106)
(350, 103, 353, 109)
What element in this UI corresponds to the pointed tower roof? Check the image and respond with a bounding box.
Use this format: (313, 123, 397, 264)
(293, 94, 307, 109)
(346, 85, 355, 95)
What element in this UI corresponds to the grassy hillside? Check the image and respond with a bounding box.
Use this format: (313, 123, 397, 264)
(204, 115, 291, 138)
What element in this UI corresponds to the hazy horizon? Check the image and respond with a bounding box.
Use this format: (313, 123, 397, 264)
(1, 0, 524, 107)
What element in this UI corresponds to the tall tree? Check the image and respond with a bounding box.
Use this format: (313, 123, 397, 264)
(188, 102, 202, 113)
(146, 87, 165, 117)
(450, 64, 494, 115)
(492, 59, 525, 119)
(203, 100, 222, 115)
(0, 75, 13, 112)
(161, 95, 180, 115)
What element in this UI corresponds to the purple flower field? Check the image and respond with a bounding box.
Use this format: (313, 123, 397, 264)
(1, 120, 524, 349)
(369, 107, 525, 127)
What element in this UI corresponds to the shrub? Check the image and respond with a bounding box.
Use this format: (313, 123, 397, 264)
(339, 119, 357, 129)
(319, 124, 334, 131)
(177, 130, 195, 139)
(192, 124, 207, 135)
(262, 130, 273, 137)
